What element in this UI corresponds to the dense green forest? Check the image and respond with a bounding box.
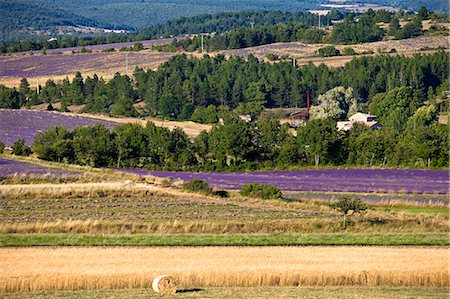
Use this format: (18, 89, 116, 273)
(155, 22, 326, 52)
(2, 6, 447, 53)
(1, 51, 448, 121)
(136, 10, 329, 39)
(2, 2, 448, 51)
(0, 0, 118, 43)
(0, 10, 331, 52)
(16, 0, 450, 31)
(154, 9, 441, 52)
(9, 0, 324, 30)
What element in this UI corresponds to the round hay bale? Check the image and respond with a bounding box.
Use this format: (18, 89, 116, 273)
(122, 179, 135, 188)
(152, 275, 177, 295)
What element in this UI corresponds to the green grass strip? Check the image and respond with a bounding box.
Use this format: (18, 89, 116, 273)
(0, 233, 448, 247)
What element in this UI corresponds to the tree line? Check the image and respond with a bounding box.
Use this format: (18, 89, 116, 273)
(0, 10, 331, 53)
(154, 22, 325, 52)
(4, 7, 443, 53)
(22, 97, 447, 170)
(153, 8, 441, 52)
(0, 0, 117, 44)
(1, 51, 448, 122)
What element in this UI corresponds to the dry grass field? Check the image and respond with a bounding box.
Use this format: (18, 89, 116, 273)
(0, 180, 448, 235)
(0, 246, 447, 292)
(0, 50, 176, 88)
(222, 36, 449, 66)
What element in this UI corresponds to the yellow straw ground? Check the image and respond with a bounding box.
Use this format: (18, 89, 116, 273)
(0, 246, 447, 292)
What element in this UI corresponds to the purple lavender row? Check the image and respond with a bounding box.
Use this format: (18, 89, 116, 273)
(0, 51, 172, 78)
(0, 157, 80, 177)
(9, 38, 175, 55)
(0, 109, 118, 147)
(119, 168, 449, 195)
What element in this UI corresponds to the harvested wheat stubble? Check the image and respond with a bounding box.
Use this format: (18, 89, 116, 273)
(152, 275, 177, 294)
(0, 247, 447, 292)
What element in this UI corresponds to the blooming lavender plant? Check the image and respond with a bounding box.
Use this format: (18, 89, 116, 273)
(119, 168, 449, 195)
(0, 157, 80, 177)
(0, 109, 118, 147)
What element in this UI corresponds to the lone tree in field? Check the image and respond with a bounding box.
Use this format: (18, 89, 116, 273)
(330, 197, 367, 228)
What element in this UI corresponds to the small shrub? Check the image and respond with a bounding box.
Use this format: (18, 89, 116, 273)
(317, 46, 341, 57)
(132, 42, 144, 51)
(0, 140, 4, 154)
(191, 105, 218, 124)
(183, 179, 212, 195)
(330, 197, 368, 228)
(266, 52, 280, 61)
(160, 177, 173, 188)
(12, 138, 32, 156)
(213, 190, 229, 198)
(240, 183, 282, 200)
(342, 47, 356, 56)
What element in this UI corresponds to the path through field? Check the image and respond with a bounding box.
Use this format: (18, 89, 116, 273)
(0, 247, 447, 292)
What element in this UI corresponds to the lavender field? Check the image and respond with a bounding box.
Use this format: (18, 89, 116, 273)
(37, 38, 175, 54)
(0, 157, 80, 178)
(10, 38, 175, 56)
(0, 109, 118, 147)
(0, 51, 173, 79)
(122, 168, 449, 195)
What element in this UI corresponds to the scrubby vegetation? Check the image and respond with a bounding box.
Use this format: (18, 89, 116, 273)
(240, 183, 282, 199)
(317, 45, 340, 57)
(11, 139, 32, 156)
(182, 179, 213, 195)
(330, 197, 368, 228)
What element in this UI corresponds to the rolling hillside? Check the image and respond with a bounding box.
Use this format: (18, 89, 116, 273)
(28, 0, 450, 30)
(1, 0, 447, 44)
(0, 0, 115, 43)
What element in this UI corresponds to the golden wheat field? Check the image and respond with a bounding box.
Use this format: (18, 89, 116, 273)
(0, 246, 447, 292)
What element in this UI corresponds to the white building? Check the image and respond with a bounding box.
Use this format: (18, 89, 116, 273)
(337, 113, 382, 131)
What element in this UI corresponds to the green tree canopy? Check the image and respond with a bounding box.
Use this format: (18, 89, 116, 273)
(369, 86, 422, 133)
(310, 86, 358, 120)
